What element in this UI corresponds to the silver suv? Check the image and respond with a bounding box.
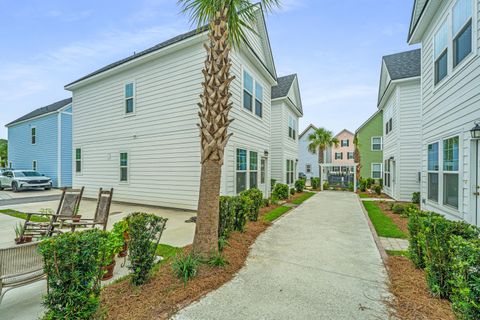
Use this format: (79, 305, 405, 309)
(0, 170, 52, 192)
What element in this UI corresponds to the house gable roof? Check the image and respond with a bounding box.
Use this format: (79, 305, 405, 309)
(271, 74, 303, 115)
(355, 109, 383, 134)
(299, 124, 318, 138)
(377, 49, 421, 106)
(408, 0, 429, 42)
(6, 98, 72, 127)
(334, 129, 354, 138)
(65, 4, 276, 89)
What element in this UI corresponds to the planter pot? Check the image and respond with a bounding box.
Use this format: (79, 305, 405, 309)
(101, 260, 116, 281)
(118, 242, 128, 258)
(72, 215, 82, 223)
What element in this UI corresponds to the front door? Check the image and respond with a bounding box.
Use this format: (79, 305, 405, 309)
(259, 157, 267, 196)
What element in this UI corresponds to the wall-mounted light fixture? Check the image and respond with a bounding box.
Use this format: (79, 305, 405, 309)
(470, 121, 480, 139)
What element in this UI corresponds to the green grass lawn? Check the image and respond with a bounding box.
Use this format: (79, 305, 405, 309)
(359, 194, 369, 198)
(263, 206, 292, 222)
(362, 202, 407, 239)
(156, 244, 182, 262)
(0, 209, 50, 222)
(291, 192, 315, 205)
(386, 250, 409, 257)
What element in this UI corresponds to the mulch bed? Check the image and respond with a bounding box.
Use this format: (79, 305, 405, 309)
(357, 191, 392, 199)
(376, 201, 410, 236)
(386, 256, 455, 320)
(101, 194, 305, 320)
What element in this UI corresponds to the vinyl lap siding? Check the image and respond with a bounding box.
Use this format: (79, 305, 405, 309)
(60, 109, 73, 187)
(419, 0, 480, 224)
(270, 101, 284, 183)
(299, 127, 318, 179)
(382, 89, 399, 199)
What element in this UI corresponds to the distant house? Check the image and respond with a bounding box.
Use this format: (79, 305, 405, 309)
(5, 98, 73, 187)
(270, 74, 303, 186)
(409, 0, 480, 225)
(355, 110, 383, 181)
(298, 124, 318, 180)
(378, 49, 421, 201)
(65, 5, 279, 210)
(330, 129, 355, 165)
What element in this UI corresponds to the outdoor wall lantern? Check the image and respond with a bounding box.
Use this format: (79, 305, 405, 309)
(470, 122, 480, 139)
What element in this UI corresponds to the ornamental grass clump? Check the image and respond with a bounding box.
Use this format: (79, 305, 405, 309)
(240, 188, 263, 221)
(172, 253, 199, 286)
(128, 212, 168, 286)
(39, 229, 107, 320)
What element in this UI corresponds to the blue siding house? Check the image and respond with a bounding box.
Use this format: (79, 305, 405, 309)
(6, 98, 73, 187)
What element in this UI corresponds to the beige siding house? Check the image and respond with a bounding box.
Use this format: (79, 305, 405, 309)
(409, 0, 480, 225)
(270, 74, 303, 186)
(65, 6, 278, 210)
(377, 49, 422, 201)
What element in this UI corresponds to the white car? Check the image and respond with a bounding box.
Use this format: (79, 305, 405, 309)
(0, 170, 52, 192)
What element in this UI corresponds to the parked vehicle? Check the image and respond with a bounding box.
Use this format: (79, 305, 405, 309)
(0, 170, 52, 192)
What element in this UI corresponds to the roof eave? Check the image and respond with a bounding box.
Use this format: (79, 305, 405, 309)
(5, 103, 71, 128)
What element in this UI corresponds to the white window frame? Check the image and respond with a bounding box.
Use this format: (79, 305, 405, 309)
(341, 139, 349, 147)
(288, 115, 297, 140)
(434, 19, 449, 85)
(384, 159, 391, 188)
(371, 137, 383, 151)
(306, 164, 312, 173)
(427, 142, 440, 203)
(249, 151, 258, 189)
(442, 135, 460, 210)
(347, 152, 354, 160)
(286, 159, 294, 185)
(371, 163, 382, 179)
(236, 148, 248, 194)
(32, 160, 37, 171)
(235, 147, 261, 193)
(242, 67, 263, 119)
(75, 148, 82, 174)
(31, 126, 36, 145)
(335, 152, 343, 160)
(452, 0, 474, 68)
(124, 81, 136, 115)
(119, 152, 129, 183)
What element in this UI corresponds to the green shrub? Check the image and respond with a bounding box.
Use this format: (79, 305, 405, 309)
(412, 192, 421, 204)
(322, 181, 329, 190)
(450, 236, 480, 319)
(358, 178, 367, 192)
(235, 195, 252, 231)
(219, 196, 236, 238)
(270, 179, 277, 189)
(240, 188, 263, 221)
(272, 183, 289, 200)
(262, 197, 271, 208)
(392, 203, 406, 215)
(311, 177, 320, 190)
(172, 253, 199, 285)
(128, 212, 168, 286)
(366, 178, 375, 189)
(348, 182, 354, 192)
(373, 185, 382, 195)
(423, 216, 479, 298)
(39, 229, 107, 320)
(379, 178, 383, 188)
(294, 179, 305, 192)
(408, 209, 435, 269)
(290, 187, 296, 196)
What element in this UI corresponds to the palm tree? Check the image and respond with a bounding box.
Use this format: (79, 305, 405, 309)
(178, 0, 281, 257)
(353, 134, 361, 181)
(307, 128, 339, 183)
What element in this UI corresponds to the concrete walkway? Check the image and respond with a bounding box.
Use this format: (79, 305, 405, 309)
(173, 192, 390, 320)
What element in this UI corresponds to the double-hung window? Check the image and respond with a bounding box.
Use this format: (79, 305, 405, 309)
(236, 149, 260, 193)
(453, 0, 473, 67)
(236, 149, 247, 193)
(306, 164, 311, 173)
(255, 83, 263, 117)
(372, 163, 382, 179)
(260, 158, 266, 184)
(125, 83, 135, 114)
(347, 152, 354, 160)
(75, 148, 82, 173)
(341, 139, 349, 147)
(435, 21, 449, 84)
(249, 151, 258, 189)
(427, 142, 439, 202)
(32, 160, 37, 171)
(384, 160, 391, 188)
(286, 160, 294, 184)
(31, 127, 36, 144)
(120, 152, 128, 182)
(335, 152, 343, 160)
(288, 116, 297, 139)
(443, 137, 459, 209)
(243, 71, 254, 112)
(385, 119, 393, 134)
(372, 137, 382, 151)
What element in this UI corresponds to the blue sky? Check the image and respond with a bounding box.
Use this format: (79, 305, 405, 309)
(0, 0, 418, 139)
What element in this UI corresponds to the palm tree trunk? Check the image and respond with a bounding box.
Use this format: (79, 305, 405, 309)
(193, 7, 234, 257)
(318, 147, 324, 183)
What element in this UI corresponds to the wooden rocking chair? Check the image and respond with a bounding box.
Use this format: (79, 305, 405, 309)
(69, 188, 114, 231)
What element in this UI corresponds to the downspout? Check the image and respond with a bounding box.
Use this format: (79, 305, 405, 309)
(57, 112, 62, 188)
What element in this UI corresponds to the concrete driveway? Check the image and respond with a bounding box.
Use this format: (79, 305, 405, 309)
(0, 189, 62, 206)
(173, 192, 390, 320)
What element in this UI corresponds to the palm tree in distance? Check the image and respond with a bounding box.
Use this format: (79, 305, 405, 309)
(178, 0, 281, 257)
(308, 128, 339, 184)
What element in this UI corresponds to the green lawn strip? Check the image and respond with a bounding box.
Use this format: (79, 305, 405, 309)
(291, 192, 315, 205)
(362, 201, 407, 239)
(263, 206, 292, 222)
(359, 194, 369, 198)
(386, 250, 409, 257)
(0, 209, 49, 222)
(156, 244, 182, 263)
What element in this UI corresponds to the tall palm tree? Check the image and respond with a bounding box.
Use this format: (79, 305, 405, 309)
(353, 134, 361, 180)
(307, 128, 339, 182)
(178, 0, 281, 257)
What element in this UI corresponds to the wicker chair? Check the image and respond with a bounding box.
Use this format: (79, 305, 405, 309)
(70, 188, 114, 231)
(21, 187, 84, 239)
(0, 242, 45, 305)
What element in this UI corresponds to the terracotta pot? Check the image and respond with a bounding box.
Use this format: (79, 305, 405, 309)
(72, 215, 82, 223)
(23, 235, 33, 243)
(101, 260, 116, 281)
(118, 242, 128, 258)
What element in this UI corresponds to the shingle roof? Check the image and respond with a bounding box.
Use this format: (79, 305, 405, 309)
(383, 49, 421, 80)
(65, 26, 208, 88)
(271, 74, 296, 99)
(6, 98, 72, 127)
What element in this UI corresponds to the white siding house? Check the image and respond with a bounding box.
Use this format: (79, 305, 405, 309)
(298, 124, 318, 180)
(409, 0, 480, 226)
(270, 74, 303, 186)
(378, 49, 422, 201)
(65, 6, 277, 210)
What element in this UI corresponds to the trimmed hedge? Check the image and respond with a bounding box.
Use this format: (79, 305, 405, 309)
(272, 183, 289, 200)
(294, 179, 305, 193)
(407, 210, 437, 269)
(240, 188, 263, 221)
(311, 177, 320, 190)
(218, 195, 251, 238)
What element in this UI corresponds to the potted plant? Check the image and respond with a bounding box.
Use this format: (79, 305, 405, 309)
(112, 220, 129, 258)
(100, 231, 124, 280)
(14, 223, 32, 244)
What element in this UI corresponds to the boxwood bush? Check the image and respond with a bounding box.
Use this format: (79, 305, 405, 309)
(128, 212, 168, 286)
(39, 229, 107, 320)
(218, 195, 251, 238)
(311, 177, 320, 190)
(272, 183, 289, 200)
(240, 188, 263, 221)
(294, 179, 305, 193)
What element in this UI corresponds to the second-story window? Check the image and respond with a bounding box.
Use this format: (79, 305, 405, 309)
(255, 83, 263, 117)
(341, 139, 349, 147)
(243, 71, 253, 112)
(335, 152, 343, 160)
(372, 137, 383, 151)
(243, 70, 263, 118)
(434, 20, 448, 84)
(125, 82, 135, 114)
(288, 116, 297, 140)
(31, 127, 36, 144)
(347, 152, 354, 160)
(453, 0, 473, 67)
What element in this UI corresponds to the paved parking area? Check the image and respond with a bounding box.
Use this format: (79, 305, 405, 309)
(0, 189, 62, 206)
